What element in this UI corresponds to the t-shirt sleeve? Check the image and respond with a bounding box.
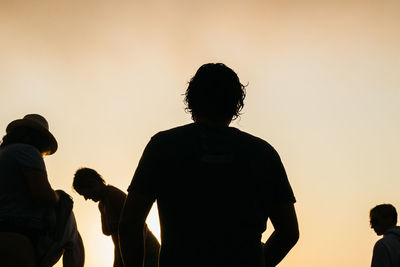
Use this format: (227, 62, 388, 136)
(14, 144, 46, 171)
(127, 136, 161, 198)
(263, 146, 296, 207)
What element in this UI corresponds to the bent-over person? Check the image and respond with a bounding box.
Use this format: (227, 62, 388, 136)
(73, 168, 159, 267)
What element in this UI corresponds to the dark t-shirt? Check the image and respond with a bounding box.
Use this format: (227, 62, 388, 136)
(128, 123, 295, 267)
(0, 144, 46, 227)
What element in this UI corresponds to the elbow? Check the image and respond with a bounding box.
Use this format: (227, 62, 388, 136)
(291, 229, 300, 247)
(287, 227, 300, 247)
(275, 225, 299, 248)
(102, 229, 112, 236)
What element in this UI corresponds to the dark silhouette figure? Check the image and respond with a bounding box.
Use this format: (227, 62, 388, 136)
(0, 114, 84, 267)
(370, 204, 400, 266)
(119, 63, 299, 267)
(73, 168, 159, 267)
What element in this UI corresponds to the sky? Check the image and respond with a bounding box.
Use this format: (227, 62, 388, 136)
(1, 0, 400, 266)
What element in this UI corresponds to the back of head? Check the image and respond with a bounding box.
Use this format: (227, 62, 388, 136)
(370, 203, 398, 227)
(184, 63, 246, 122)
(73, 168, 105, 193)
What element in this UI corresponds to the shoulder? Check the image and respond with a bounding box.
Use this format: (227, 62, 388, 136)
(151, 123, 195, 140)
(145, 123, 197, 149)
(106, 185, 126, 198)
(233, 128, 270, 144)
(106, 186, 127, 205)
(379, 230, 400, 247)
(374, 237, 391, 252)
(232, 128, 278, 155)
(375, 238, 386, 247)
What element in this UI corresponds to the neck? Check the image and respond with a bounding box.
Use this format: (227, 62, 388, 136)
(193, 116, 231, 127)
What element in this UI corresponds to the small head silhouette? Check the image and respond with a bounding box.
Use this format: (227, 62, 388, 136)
(73, 168, 106, 202)
(370, 204, 397, 235)
(184, 63, 246, 124)
(1, 114, 58, 155)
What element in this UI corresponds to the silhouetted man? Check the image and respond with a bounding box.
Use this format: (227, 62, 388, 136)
(73, 168, 159, 267)
(119, 63, 299, 267)
(370, 204, 400, 267)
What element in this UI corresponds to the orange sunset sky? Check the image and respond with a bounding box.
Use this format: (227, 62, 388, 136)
(1, 1, 400, 266)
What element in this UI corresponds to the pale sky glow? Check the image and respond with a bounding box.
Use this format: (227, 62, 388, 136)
(1, 1, 400, 266)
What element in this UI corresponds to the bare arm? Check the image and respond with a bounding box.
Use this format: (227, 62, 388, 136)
(23, 168, 59, 207)
(99, 201, 112, 236)
(119, 191, 155, 267)
(105, 189, 127, 235)
(100, 189, 127, 236)
(263, 203, 299, 267)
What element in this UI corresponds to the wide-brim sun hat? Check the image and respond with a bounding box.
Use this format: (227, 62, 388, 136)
(6, 114, 58, 154)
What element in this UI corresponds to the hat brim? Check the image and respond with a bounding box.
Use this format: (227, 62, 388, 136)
(6, 119, 58, 155)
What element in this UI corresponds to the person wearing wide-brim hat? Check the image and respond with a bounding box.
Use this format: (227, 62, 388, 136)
(3, 113, 58, 155)
(0, 114, 60, 267)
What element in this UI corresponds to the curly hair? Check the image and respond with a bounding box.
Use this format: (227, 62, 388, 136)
(184, 63, 247, 122)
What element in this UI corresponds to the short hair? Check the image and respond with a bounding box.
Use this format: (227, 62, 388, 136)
(184, 63, 246, 122)
(370, 204, 398, 226)
(73, 167, 105, 192)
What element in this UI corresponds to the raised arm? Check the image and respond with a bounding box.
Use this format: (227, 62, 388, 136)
(263, 203, 299, 267)
(119, 191, 155, 267)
